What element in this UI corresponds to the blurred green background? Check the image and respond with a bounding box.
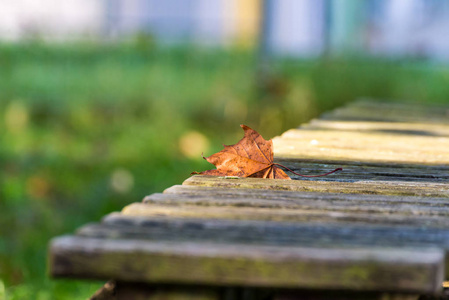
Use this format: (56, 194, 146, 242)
(1, 40, 449, 299)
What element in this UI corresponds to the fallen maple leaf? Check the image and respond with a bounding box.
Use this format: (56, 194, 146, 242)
(192, 124, 290, 179)
(192, 124, 342, 180)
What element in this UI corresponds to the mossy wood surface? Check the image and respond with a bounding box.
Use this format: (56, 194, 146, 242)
(51, 236, 443, 293)
(49, 99, 449, 296)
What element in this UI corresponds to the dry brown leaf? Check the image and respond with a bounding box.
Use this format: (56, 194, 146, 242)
(192, 124, 291, 179)
(192, 125, 342, 180)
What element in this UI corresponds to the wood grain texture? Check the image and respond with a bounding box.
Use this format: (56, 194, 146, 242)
(183, 175, 449, 197)
(319, 99, 449, 124)
(80, 215, 449, 251)
(50, 235, 445, 294)
(273, 128, 449, 165)
(272, 100, 449, 166)
(158, 185, 449, 212)
(305, 119, 449, 135)
(129, 200, 449, 219)
(131, 185, 449, 227)
(271, 160, 449, 182)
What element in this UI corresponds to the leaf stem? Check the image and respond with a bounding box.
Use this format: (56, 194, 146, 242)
(273, 163, 342, 178)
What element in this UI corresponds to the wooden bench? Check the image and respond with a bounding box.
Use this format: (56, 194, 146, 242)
(48, 99, 449, 299)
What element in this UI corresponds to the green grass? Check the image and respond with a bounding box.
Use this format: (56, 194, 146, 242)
(1, 41, 449, 299)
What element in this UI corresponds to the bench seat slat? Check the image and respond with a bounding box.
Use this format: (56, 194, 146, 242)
(183, 175, 449, 197)
(79, 216, 449, 251)
(49, 235, 445, 294)
(47, 99, 449, 297)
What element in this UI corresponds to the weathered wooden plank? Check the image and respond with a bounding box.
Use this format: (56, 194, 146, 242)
(138, 191, 449, 215)
(80, 215, 449, 251)
(49, 235, 445, 294)
(115, 207, 449, 229)
(162, 185, 449, 203)
(272, 100, 449, 167)
(80, 215, 449, 278)
(320, 99, 449, 124)
(272, 128, 449, 165)
(272, 160, 449, 182)
(112, 186, 447, 227)
(276, 126, 449, 153)
(183, 175, 449, 197)
(160, 185, 449, 208)
(304, 119, 449, 137)
(122, 201, 449, 224)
